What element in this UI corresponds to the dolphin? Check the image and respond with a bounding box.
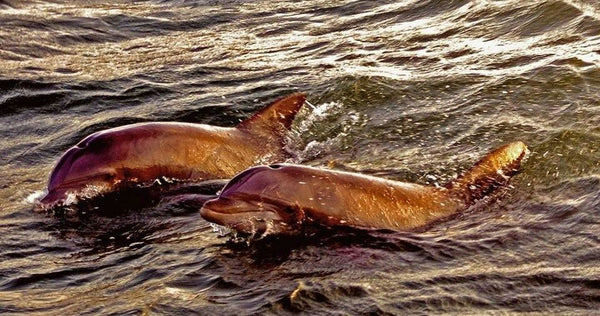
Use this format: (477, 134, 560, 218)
(200, 141, 528, 233)
(39, 93, 306, 208)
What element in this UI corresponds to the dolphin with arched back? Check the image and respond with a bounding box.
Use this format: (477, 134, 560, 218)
(39, 93, 306, 208)
(200, 142, 528, 233)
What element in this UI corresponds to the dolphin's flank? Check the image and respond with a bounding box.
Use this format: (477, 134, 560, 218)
(200, 142, 528, 233)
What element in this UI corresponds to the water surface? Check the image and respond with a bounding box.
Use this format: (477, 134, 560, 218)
(1, 0, 599, 314)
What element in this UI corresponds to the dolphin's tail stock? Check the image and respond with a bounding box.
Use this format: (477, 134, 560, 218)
(236, 92, 306, 141)
(446, 141, 528, 205)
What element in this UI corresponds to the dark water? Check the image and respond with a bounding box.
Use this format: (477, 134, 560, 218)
(1, 0, 599, 314)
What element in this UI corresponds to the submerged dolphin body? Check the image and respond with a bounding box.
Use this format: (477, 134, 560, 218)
(200, 142, 528, 233)
(40, 93, 306, 208)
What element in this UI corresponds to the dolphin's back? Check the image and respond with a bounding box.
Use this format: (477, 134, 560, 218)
(297, 142, 527, 230)
(268, 165, 461, 230)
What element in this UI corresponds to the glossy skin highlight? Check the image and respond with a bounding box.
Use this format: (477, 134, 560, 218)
(200, 142, 528, 233)
(40, 93, 306, 207)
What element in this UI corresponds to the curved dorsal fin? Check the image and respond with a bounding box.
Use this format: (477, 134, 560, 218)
(445, 141, 528, 204)
(237, 93, 306, 138)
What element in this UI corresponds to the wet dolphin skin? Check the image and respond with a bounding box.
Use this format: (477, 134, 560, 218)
(201, 142, 528, 233)
(40, 93, 306, 208)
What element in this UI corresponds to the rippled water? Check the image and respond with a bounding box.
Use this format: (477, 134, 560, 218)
(1, 0, 599, 314)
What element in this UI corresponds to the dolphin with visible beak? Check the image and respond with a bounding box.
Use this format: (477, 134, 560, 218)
(200, 142, 528, 233)
(39, 93, 306, 208)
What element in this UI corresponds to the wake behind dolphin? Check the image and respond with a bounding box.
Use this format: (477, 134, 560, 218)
(200, 142, 528, 233)
(39, 93, 306, 209)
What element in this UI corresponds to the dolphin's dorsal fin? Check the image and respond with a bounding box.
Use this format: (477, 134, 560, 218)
(237, 93, 306, 138)
(445, 141, 528, 204)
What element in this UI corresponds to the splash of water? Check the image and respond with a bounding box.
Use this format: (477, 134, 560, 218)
(23, 190, 46, 205)
(210, 222, 232, 236)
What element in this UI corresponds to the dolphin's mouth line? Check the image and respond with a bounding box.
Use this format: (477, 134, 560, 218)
(47, 173, 118, 194)
(202, 194, 284, 214)
(44, 174, 171, 205)
(39, 184, 113, 210)
(201, 201, 282, 218)
(201, 208, 282, 225)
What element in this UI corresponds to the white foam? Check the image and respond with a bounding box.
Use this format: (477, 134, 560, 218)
(63, 192, 79, 206)
(23, 190, 46, 205)
(209, 223, 231, 236)
(285, 101, 350, 162)
(297, 101, 343, 134)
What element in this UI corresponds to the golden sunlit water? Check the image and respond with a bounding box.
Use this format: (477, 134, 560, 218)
(1, 0, 599, 314)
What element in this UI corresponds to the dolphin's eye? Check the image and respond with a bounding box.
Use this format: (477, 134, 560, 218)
(283, 207, 294, 214)
(101, 173, 117, 181)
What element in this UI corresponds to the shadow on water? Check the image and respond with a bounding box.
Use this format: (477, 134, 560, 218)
(38, 180, 228, 253)
(218, 226, 425, 265)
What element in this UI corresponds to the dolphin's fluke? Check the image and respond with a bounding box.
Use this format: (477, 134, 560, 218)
(237, 92, 306, 138)
(446, 141, 528, 204)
